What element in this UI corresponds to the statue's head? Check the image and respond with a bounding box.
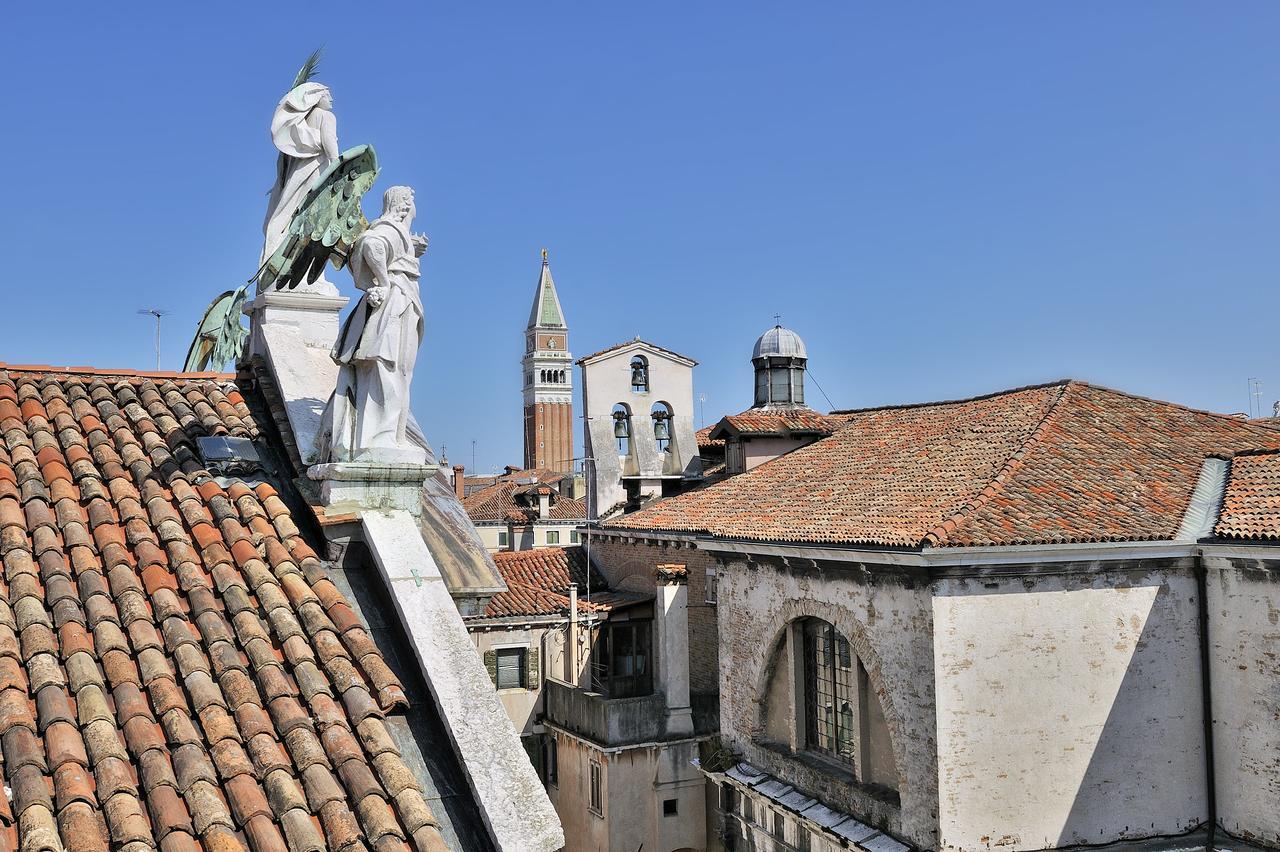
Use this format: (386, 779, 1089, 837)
(382, 186, 416, 222)
(282, 82, 332, 115)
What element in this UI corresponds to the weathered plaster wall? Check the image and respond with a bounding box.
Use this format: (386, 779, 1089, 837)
(1204, 554, 1280, 848)
(933, 564, 1206, 852)
(472, 522, 582, 553)
(549, 734, 706, 852)
(715, 556, 938, 847)
(549, 734, 612, 852)
(588, 536, 721, 695)
(470, 625, 547, 735)
(741, 436, 807, 470)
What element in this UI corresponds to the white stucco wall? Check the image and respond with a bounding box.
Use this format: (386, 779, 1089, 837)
(581, 342, 701, 516)
(1204, 552, 1280, 848)
(470, 626, 549, 736)
(933, 567, 1206, 851)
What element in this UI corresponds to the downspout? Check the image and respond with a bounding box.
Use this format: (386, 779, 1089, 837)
(1178, 457, 1225, 852)
(1195, 559, 1217, 852)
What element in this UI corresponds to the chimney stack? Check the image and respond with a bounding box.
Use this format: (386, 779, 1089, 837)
(453, 465, 465, 500)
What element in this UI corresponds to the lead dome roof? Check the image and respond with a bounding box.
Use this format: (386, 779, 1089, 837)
(752, 325, 808, 360)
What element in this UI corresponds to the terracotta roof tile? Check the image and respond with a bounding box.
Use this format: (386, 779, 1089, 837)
(480, 546, 644, 618)
(0, 366, 441, 851)
(607, 380, 1280, 548)
(1214, 449, 1280, 540)
(462, 475, 586, 524)
(709, 406, 845, 439)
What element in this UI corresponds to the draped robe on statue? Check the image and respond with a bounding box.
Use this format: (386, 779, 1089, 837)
(317, 214, 425, 462)
(261, 83, 339, 273)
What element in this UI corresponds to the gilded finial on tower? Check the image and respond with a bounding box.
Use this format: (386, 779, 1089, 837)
(541, 248, 549, 264)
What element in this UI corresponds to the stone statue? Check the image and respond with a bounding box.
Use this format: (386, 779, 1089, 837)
(261, 52, 340, 294)
(317, 186, 429, 463)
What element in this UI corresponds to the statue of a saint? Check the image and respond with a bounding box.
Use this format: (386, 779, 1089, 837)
(317, 186, 428, 462)
(261, 81, 339, 293)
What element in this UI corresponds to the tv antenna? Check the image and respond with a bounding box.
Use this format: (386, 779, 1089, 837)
(137, 309, 169, 371)
(1248, 377, 1264, 418)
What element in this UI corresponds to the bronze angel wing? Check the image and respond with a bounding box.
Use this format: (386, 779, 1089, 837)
(253, 144, 380, 291)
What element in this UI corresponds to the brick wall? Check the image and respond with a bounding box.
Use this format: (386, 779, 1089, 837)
(586, 535, 721, 696)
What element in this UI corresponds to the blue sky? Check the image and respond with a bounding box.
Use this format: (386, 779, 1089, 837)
(2, 4, 1278, 472)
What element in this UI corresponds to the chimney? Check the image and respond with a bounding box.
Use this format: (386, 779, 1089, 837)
(567, 582, 580, 685)
(453, 465, 465, 500)
(538, 490, 551, 520)
(654, 565, 693, 735)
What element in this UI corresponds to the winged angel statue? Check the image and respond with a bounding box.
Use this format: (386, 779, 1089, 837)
(184, 52, 380, 371)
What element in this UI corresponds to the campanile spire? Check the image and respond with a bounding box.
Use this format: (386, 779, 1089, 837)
(522, 250, 573, 472)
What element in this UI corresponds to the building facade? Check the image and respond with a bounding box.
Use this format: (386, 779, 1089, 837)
(460, 467, 587, 553)
(523, 250, 574, 474)
(604, 379, 1280, 852)
(579, 338, 703, 518)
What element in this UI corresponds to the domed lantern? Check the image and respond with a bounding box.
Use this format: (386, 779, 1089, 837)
(752, 324, 808, 408)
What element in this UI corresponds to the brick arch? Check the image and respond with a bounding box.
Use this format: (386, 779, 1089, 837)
(751, 596, 908, 795)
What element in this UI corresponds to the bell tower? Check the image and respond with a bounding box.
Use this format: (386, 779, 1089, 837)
(522, 250, 574, 473)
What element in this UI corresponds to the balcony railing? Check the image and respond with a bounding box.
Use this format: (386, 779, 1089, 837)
(544, 679, 667, 746)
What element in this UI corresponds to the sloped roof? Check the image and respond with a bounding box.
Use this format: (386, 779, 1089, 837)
(1215, 450, 1280, 541)
(0, 366, 446, 851)
(527, 256, 565, 330)
(462, 477, 586, 525)
(710, 407, 845, 439)
(575, 338, 697, 367)
(605, 380, 1280, 549)
(482, 547, 640, 618)
(695, 426, 724, 451)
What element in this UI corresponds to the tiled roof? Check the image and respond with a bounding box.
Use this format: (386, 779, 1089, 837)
(0, 366, 446, 851)
(462, 478, 585, 525)
(1214, 450, 1280, 540)
(605, 380, 1280, 549)
(575, 338, 696, 367)
(695, 426, 724, 451)
(482, 547, 636, 618)
(710, 407, 845, 439)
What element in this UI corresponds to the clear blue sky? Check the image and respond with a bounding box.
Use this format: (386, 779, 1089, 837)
(2, 4, 1277, 473)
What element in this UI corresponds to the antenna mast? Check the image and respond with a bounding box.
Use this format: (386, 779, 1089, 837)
(138, 309, 169, 371)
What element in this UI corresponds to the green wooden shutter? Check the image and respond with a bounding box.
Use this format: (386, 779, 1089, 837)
(484, 649, 497, 686)
(526, 645, 540, 688)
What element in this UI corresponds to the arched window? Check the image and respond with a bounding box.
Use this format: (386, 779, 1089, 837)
(651, 402, 673, 453)
(630, 356, 649, 393)
(802, 618, 857, 765)
(612, 404, 632, 454)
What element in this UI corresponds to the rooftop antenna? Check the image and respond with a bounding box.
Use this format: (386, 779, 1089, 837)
(698, 392, 707, 429)
(471, 439, 477, 475)
(137, 309, 169, 371)
(1249, 378, 1264, 418)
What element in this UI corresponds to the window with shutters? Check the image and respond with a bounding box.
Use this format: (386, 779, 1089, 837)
(494, 647, 524, 685)
(705, 566, 718, 604)
(589, 760, 603, 816)
(546, 530, 560, 545)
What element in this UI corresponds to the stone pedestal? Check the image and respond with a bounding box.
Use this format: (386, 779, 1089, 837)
(245, 288, 349, 354)
(246, 289, 348, 465)
(308, 461, 437, 514)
